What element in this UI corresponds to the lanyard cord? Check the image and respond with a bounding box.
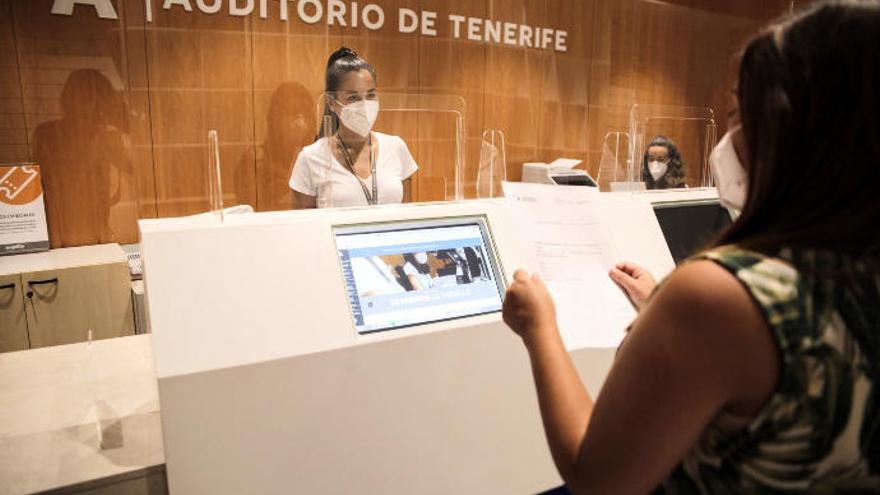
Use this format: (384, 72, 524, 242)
(337, 134, 377, 205)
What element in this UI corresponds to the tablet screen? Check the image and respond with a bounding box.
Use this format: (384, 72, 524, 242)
(334, 217, 505, 335)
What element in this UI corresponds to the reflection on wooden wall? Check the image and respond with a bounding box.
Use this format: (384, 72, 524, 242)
(0, 0, 797, 248)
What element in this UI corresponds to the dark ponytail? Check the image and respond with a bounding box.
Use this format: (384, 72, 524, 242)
(318, 47, 377, 138)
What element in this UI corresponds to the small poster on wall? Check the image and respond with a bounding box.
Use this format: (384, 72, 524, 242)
(0, 164, 50, 256)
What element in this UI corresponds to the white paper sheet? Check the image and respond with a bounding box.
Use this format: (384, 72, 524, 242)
(502, 182, 637, 349)
(599, 193, 676, 282)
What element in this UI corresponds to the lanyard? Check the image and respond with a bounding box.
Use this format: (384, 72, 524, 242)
(337, 134, 377, 206)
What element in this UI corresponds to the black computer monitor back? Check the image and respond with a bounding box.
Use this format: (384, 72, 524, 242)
(653, 202, 733, 264)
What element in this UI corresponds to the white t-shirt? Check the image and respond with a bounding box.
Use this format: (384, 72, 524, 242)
(289, 132, 419, 208)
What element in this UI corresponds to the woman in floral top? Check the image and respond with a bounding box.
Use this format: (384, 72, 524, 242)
(502, 2, 880, 494)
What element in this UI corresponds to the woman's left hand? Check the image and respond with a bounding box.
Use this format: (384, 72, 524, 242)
(608, 262, 657, 310)
(502, 270, 558, 342)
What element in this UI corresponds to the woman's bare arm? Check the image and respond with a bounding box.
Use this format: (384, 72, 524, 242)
(402, 178, 413, 203)
(293, 190, 317, 209)
(503, 261, 779, 495)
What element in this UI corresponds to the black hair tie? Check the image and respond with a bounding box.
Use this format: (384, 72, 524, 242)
(328, 46, 359, 67)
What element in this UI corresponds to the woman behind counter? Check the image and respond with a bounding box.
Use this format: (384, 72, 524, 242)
(642, 135, 687, 189)
(289, 47, 419, 208)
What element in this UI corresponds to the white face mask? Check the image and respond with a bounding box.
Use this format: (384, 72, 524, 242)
(709, 127, 748, 210)
(648, 160, 668, 181)
(338, 100, 379, 137)
(414, 252, 428, 264)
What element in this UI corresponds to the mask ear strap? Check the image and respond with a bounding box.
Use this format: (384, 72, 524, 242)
(327, 93, 344, 111)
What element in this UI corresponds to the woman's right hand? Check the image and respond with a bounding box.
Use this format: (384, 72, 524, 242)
(609, 262, 657, 310)
(502, 270, 558, 344)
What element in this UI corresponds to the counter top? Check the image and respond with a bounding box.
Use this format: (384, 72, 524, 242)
(0, 243, 126, 277)
(0, 335, 163, 495)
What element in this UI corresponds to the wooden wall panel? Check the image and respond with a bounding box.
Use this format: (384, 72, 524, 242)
(121, 0, 158, 221)
(11, 0, 141, 247)
(584, 0, 763, 183)
(483, 0, 547, 182)
(665, 0, 797, 19)
(246, 11, 337, 211)
(341, 1, 420, 93)
(537, 0, 596, 170)
(417, 0, 488, 199)
(145, 6, 255, 217)
(0, 0, 795, 247)
(0, 4, 29, 163)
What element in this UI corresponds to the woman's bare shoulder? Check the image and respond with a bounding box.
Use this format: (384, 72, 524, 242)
(624, 259, 780, 413)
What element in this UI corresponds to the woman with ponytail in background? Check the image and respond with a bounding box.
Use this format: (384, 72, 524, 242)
(290, 47, 418, 209)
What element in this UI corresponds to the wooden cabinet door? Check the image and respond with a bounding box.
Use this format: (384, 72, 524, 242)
(23, 262, 134, 348)
(0, 273, 29, 352)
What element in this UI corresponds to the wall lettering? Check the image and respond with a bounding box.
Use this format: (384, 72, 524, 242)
(50, 0, 569, 52)
(51, 0, 119, 19)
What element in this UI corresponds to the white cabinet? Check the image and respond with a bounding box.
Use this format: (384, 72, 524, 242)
(0, 244, 134, 351)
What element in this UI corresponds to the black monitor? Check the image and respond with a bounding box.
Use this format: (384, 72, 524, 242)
(550, 174, 598, 187)
(653, 201, 733, 264)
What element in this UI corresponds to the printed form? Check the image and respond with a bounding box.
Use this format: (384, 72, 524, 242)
(502, 182, 636, 349)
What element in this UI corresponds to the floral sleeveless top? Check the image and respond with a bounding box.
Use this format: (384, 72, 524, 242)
(658, 246, 880, 494)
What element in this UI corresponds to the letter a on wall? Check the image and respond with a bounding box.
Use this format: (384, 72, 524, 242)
(52, 0, 119, 19)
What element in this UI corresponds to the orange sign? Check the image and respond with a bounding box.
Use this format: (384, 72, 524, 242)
(0, 164, 50, 255)
(0, 165, 43, 205)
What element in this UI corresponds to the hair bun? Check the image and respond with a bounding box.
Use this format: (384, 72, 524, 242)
(327, 46, 358, 68)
